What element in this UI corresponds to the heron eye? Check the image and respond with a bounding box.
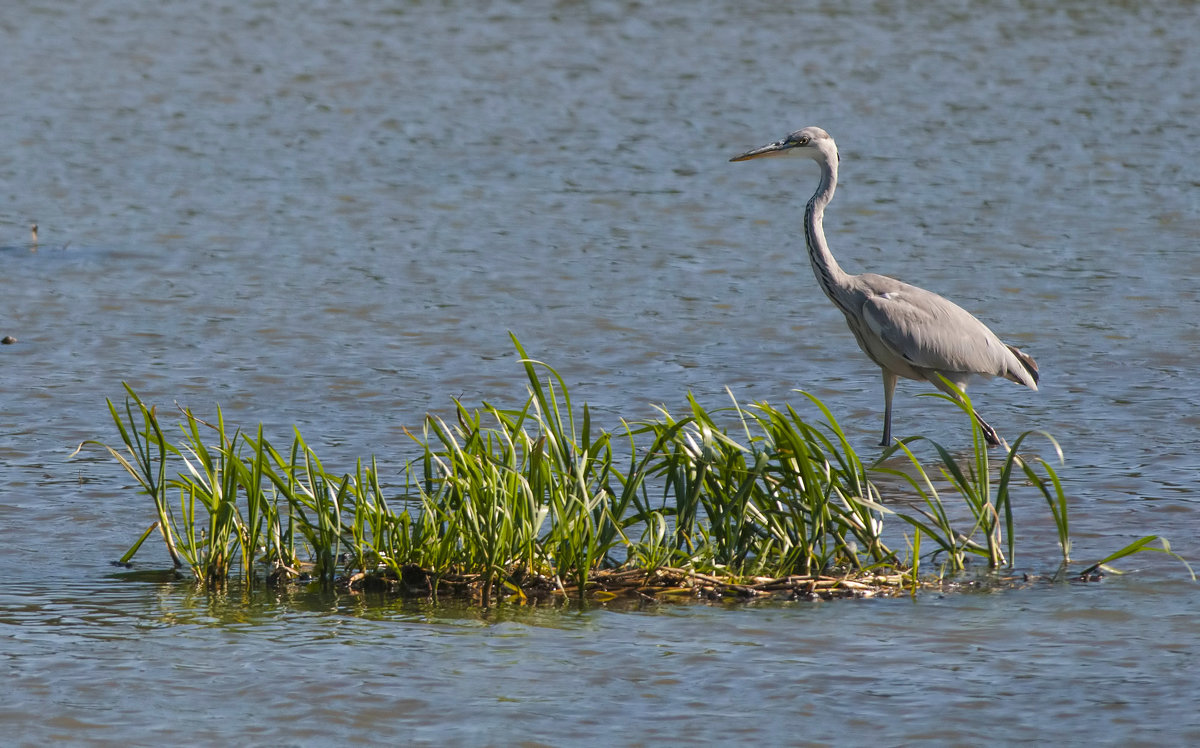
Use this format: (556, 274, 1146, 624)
(796, 136, 810, 146)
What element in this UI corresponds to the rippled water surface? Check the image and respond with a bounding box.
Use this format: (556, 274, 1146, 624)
(2, 1, 1199, 744)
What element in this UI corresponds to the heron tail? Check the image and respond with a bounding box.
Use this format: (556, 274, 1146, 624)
(1005, 344, 1039, 389)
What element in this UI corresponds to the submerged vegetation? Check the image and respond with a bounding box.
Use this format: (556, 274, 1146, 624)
(78, 336, 1189, 604)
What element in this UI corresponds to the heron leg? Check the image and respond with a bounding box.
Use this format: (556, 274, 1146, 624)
(929, 374, 1003, 447)
(880, 370, 898, 446)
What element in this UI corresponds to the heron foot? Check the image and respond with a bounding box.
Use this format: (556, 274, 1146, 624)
(979, 420, 1002, 448)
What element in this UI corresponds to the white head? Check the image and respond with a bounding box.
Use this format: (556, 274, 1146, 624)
(730, 126, 838, 165)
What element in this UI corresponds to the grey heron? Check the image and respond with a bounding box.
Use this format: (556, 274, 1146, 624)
(731, 126, 1038, 446)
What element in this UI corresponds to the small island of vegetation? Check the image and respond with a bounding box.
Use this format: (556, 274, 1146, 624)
(78, 336, 1187, 605)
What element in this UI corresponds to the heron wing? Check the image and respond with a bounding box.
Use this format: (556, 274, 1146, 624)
(858, 283, 1011, 377)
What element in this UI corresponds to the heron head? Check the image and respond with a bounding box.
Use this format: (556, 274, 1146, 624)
(730, 126, 836, 163)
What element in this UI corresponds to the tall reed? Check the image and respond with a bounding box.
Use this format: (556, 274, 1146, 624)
(79, 339, 1187, 599)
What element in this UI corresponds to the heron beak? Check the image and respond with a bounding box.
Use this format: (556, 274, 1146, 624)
(729, 140, 792, 162)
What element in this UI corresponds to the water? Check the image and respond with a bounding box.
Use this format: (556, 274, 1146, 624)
(2, 0, 1199, 743)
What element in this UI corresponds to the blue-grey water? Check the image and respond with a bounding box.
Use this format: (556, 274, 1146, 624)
(2, 0, 1199, 744)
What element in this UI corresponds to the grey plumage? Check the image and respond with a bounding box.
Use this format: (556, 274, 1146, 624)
(731, 126, 1038, 446)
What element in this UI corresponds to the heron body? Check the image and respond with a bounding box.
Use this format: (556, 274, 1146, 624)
(731, 126, 1038, 446)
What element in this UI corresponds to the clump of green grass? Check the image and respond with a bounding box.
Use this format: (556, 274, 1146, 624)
(873, 385, 1071, 573)
(77, 336, 1192, 602)
(627, 390, 897, 579)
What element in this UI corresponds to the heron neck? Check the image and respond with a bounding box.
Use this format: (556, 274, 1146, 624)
(804, 155, 851, 306)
